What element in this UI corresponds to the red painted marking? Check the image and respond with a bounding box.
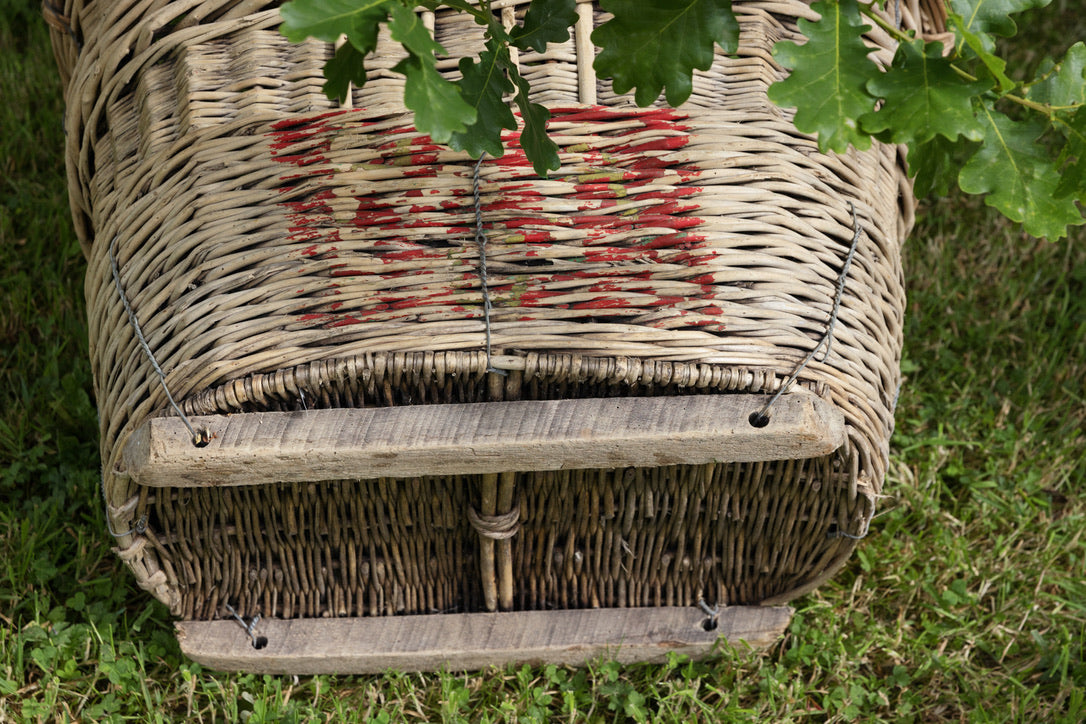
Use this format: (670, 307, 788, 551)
(611, 136, 692, 155)
(270, 109, 351, 133)
(517, 290, 569, 305)
(547, 106, 691, 129)
(572, 298, 632, 310)
(670, 249, 717, 265)
(491, 147, 533, 168)
(652, 296, 687, 307)
(285, 228, 342, 244)
(628, 232, 708, 249)
(353, 208, 402, 227)
(497, 182, 540, 193)
(270, 108, 730, 330)
(621, 169, 671, 184)
(487, 197, 545, 212)
(383, 248, 445, 262)
(495, 216, 561, 230)
(510, 230, 555, 243)
(330, 315, 366, 327)
(582, 248, 654, 263)
(390, 294, 443, 309)
(411, 153, 439, 165)
(632, 214, 705, 229)
(281, 197, 333, 216)
(586, 280, 630, 293)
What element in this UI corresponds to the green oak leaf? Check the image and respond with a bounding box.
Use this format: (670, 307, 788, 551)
(948, 0, 1051, 48)
(388, 3, 447, 58)
(959, 105, 1084, 239)
(768, 0, 876, 153)
(448, 44, 518, 159)
(511, 0, 578, 52)
(323, 41, 369, 103)
(509, 66, 560, 176)
(907, 135, 962, 198)
(1027, 42, 1086, 109)
(862, 39, 989, 145)
(393, 55, 477, 144)
(1029, 43, 1086, 198)
(593, 0, 739, 107)
(1054, 107, 1086, 200)
(418, 0, 485, 21)
(947, 14, 1015, 91)
(279, 0, 391, 46)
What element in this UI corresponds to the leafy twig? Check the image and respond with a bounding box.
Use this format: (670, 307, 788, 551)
(279, 0, 1086, 239)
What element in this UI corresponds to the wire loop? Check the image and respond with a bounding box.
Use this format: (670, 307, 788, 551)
(472, 155, 506, 376)
(109, 235, 208, 447)
(751, 203, 864, 426)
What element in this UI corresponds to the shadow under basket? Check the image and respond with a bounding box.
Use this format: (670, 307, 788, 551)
(47, 0, 944, 673)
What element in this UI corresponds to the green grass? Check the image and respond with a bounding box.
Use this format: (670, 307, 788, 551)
(1, 1, 1084, 721)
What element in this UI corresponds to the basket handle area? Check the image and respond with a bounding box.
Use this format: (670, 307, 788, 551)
(121, 390, 845, 488)
(176, 605, 794, 674)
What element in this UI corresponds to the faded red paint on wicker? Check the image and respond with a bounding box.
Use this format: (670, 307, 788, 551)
(267, 107, 728, 331)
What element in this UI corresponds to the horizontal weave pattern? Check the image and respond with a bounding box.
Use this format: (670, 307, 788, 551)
(150, 458, 852, 620)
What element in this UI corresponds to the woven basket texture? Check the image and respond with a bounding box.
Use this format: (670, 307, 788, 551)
(47, 0, 944, 619)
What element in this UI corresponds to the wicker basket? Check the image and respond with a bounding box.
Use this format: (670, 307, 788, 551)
(47, 0, 944, 672)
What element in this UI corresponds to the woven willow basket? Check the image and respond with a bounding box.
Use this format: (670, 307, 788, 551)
(48, 0, 945, 672)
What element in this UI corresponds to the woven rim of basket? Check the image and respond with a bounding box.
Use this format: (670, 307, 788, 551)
(178, 352, 821, 415)
(42, 0, 952, 93)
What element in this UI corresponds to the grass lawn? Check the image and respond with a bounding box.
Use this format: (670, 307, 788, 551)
(1, 0, 1083, 721)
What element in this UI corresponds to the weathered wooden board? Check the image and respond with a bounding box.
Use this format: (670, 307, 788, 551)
(123, 392, 844, 487)
(177, 606, 794, 674)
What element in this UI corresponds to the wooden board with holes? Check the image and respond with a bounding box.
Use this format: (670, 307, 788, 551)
(177, 606, 794, 674)
(123, 391, 845, 487)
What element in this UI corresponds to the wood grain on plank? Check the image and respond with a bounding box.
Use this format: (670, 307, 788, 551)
(123, 392, 844, 487)
(177, 606, 793, 674)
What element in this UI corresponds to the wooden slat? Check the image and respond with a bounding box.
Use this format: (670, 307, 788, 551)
(176, 606, 793, 674)
(123, 391, 845, 488)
